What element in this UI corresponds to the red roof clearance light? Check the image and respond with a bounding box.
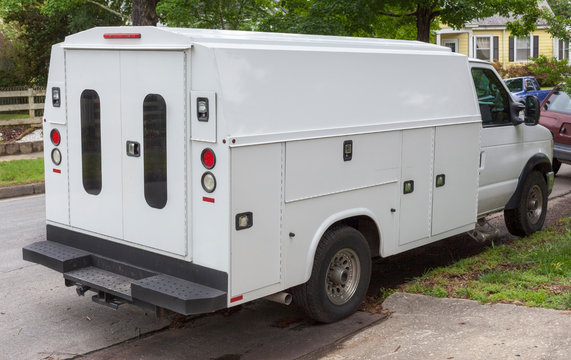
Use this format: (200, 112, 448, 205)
(103, 33, 141, 39)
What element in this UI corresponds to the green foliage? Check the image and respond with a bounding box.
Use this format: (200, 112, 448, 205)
(403, 218, 571, 310)
(543, 0, 571, 42)
(0, 0, 126, 86)
(529, 55, 570, 87)
(0, 158, 44, 186)
(157, 0, 273, 30)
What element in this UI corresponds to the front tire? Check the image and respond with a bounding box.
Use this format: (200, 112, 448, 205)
(293, 226, 371, 323)
(504, 171, 548, 237)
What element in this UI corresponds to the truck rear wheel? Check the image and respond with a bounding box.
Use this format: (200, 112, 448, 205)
(504, 171, 547, 237)
(293, 226, 371, 323)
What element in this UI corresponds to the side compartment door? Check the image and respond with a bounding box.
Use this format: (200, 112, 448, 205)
(432, 123, 480, 235)
(120, 51, 188, 256)
(399, 128, 434, 245)
(67, 50, 123, 239)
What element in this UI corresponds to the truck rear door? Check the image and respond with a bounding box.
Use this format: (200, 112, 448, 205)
(66, 49, 188, 256)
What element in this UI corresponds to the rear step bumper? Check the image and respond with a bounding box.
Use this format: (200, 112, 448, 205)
(23, 239, 227, 315)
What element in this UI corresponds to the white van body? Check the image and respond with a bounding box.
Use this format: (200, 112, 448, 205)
(25, 27, 553, 322)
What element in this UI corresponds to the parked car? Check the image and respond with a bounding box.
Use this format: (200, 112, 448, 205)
(540, 85, 571, 175)
(505, 76, 551, 103)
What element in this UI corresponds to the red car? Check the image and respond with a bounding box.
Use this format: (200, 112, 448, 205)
(540, 85, 571, 175)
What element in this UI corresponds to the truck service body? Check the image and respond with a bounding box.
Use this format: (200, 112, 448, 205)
(24, 27, 554, 322)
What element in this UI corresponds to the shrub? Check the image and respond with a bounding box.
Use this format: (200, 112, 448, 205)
(529, 55, 570, 87)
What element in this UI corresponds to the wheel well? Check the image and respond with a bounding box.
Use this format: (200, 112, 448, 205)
(505, 154, 552, 210)
(331, 216, 380, 257)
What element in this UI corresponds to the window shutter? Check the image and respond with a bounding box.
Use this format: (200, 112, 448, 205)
(533, 36, 539, 58)
(493, 36, 499, 62)
(509, 37, 514, 62)
(558, 39, 563, 60)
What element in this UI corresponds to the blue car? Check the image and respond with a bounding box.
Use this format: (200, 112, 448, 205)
(505, 76, 551, 103)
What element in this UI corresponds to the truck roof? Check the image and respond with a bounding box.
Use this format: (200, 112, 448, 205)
(63, 26, 454, 54)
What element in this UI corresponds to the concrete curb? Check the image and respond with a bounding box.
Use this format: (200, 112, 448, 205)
(0, 182, 44, 200)
(0, 140, 43, 156)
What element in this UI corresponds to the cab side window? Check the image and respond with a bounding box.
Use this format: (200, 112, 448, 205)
(471, 68, 511, 127)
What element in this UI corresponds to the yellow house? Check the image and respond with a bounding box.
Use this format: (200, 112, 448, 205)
(435, 2, 569, 68)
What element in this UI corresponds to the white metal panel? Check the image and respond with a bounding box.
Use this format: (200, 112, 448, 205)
(282, 184, 398, 288)
(399, 128, 434, 245)
(120, 51, 188, 256)
(231, 144, 282, 296)
(285, 132, 401, 202)
(43, 124, 69, 225)
(190, 91, 216, 142)
(213, 48, 478, 142)
(66, 50, 123, 239)
(432, 123, 480, 236)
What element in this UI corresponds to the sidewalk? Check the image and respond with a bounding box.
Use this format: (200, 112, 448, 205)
(0, 152, 44, 200)
(317, 292, 571, 360)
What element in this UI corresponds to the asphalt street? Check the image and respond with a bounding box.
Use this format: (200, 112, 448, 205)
(0, 164, 569, 359)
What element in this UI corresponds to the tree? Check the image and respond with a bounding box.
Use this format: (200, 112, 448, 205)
(377, 0, 542, 42)
(157, 0, 273, 30)
(543, 0, 571, 42)
(0, 0, 125, 85)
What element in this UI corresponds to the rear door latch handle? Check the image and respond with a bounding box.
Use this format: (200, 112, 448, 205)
(126, 141, 140, 157)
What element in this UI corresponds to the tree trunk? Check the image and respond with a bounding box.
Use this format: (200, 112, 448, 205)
(132, 0, 160, 26)
(415, 5, 433, 42)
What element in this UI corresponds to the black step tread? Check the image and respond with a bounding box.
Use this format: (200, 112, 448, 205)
(132, 274, 226, 315)
(65, 267, 134, 300)
(23, 241, 91, 273)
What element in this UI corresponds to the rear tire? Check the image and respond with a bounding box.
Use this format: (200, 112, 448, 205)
(292, 226, 371, 323)
(504, 171, 548, 237)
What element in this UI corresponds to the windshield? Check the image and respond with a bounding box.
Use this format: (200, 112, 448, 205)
(546, 89, 571, 115)
(505, 79, 523, 92)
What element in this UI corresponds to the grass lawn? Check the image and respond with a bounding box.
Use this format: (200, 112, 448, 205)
(397, 217, 571, 310)
(0, 158, 44, 187)
(0, 113, 29, 121)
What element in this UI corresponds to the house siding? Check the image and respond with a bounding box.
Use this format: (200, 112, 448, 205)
(438, 27, 555, 66)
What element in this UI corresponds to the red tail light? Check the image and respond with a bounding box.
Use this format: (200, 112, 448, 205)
(50, 129, 61, 146)
(201, 148, 216, 169)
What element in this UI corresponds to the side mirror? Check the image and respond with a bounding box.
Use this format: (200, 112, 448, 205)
(524, 96, 540, 126)
(510, 101, 525, 125)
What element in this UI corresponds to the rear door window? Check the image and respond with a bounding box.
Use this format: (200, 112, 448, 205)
(143, 94, 168, 209)
(80, 89, 102, 195)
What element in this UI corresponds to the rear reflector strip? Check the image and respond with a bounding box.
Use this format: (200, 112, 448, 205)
(230, 295, 243, 303)
(53, 169, 61, 174)
(203, 197, 215, 203)
(103, 33, 141, 39)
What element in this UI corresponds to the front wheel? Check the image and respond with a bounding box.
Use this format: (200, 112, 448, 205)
(292, 226, 371, 323)
(504, 171, 548, 237)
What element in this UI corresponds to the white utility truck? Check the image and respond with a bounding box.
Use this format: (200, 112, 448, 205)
(24, 27, 554, 323)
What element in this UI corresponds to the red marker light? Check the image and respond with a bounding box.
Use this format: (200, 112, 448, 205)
(230, 295, 243, 303)
(50, 129, 61, 146)
(201, 148, 216, 169)
(103, 33, 141, 39)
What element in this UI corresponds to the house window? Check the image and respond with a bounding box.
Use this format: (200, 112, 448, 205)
(558, 39, 569, 60)
(475, 36, 492, 61)
(515, 36, 531, 62)
(443, 39, 459, 53)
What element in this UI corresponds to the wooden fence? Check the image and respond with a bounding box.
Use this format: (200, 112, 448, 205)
(0, 87, 46, 126)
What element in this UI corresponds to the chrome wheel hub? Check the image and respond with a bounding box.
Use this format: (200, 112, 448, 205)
(325, 248, 360, 305)
(526, 184, 543, 225)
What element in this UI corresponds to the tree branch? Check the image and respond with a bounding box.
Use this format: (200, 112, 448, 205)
(380, 11, 417, 18)
(86, 0, 129, 21)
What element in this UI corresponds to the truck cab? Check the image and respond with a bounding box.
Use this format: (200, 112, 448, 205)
(505, 76, 551, 103)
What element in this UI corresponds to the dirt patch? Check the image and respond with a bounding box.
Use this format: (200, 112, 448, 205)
(0, 125, 36, 143)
